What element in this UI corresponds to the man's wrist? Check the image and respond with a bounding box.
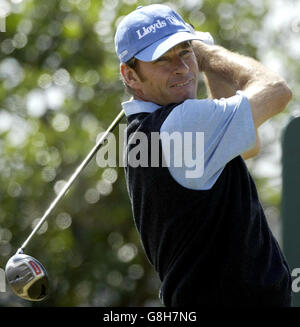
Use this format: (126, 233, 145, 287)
(192, 41, 215, 72)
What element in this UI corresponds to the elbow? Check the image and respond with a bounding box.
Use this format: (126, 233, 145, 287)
(285, 84, 293, 104)
(281, 81, 293, 105)
(275, 81, 293, 113)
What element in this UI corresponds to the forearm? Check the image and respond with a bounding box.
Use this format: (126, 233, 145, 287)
(202, 71, 236, 99)
(194, 43, 257, 99)
(192, 40, 292, 128)
(193, 42, 276, 90)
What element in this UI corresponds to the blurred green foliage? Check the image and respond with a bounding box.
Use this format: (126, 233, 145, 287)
(0, 0, 298, 306)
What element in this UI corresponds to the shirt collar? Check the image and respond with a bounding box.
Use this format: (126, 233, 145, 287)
(122, 99, 161, 117)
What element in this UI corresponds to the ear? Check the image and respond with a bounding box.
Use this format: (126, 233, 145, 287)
(120, 63, 141, 90)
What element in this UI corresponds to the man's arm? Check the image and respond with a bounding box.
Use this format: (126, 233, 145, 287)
(202, 70, 236, 99)
(201, 66, 261, 160)
(192, 41, 292, 158)
(193, 42, 293, 128)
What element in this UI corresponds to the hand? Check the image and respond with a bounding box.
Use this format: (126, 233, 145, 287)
(191, 32, 214, 72)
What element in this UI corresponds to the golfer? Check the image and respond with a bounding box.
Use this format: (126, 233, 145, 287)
(115, 4, 293, 306)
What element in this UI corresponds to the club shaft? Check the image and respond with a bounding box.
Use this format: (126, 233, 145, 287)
(17, 110, 125, 254)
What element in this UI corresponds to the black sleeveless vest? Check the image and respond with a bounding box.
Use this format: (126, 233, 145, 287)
(124, 103, 291, 307)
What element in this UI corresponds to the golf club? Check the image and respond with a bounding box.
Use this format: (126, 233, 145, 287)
(5, 109, 125, 301)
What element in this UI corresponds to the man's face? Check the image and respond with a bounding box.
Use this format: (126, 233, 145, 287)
(132, 42, 199, 106)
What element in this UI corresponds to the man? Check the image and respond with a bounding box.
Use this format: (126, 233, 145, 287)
(114, 4, 293, 306)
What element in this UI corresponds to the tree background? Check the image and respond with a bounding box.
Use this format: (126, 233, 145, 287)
(0, 0, 299, 306)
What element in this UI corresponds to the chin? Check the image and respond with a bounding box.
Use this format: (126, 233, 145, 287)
(176, 93, 196, 103)
(159, 90, 196, 106)
(172, 88, 197, 103)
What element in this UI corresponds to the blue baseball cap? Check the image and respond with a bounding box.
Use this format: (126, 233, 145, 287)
(115, 4, 208, 63)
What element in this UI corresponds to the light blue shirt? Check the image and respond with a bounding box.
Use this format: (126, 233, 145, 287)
(122, 91, 256, 190)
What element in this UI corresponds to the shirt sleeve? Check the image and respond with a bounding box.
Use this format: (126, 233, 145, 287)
(160, 91, 256, 190)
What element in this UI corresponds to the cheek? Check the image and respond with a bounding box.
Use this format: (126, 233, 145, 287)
(190, 60, 199, 73)
(148, 73, 167, 92)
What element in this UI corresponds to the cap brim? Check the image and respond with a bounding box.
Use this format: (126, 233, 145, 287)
(134, 31, 204, 62)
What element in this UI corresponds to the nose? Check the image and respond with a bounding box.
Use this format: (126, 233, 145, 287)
(172, 55, 189, 75)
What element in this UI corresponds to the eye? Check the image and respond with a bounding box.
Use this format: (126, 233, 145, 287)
(180, 49, 192, 57)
